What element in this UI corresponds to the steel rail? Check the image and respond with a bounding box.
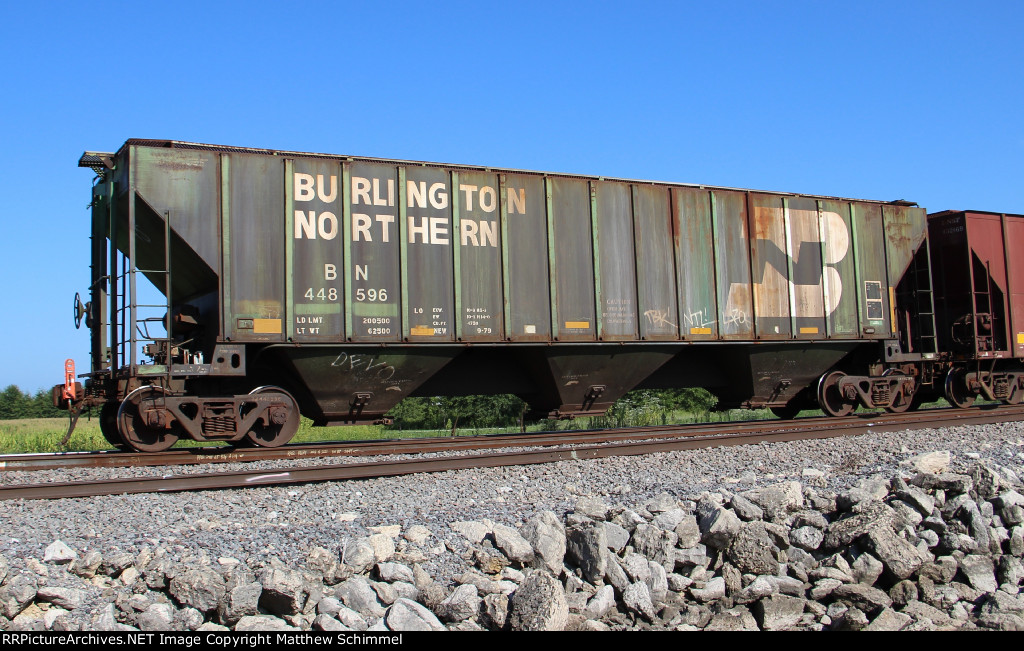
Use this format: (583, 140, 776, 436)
(1, 406, 1021, 500)
(2, 405, 1022, 473)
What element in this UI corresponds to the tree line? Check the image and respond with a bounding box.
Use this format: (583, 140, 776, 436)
(0, 385, 66, 419)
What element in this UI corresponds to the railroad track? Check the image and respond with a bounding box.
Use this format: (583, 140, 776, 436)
(1, 405, 1021, 500)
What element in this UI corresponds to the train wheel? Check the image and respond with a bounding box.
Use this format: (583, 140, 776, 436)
(944, 369, 976, 409)
(818, 371, 855, 417)
(99, 402, 127, 450)
(117, 387, 180, 453)
(244, 387, 299, 447)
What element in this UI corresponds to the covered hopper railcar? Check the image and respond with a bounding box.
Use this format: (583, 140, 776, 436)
(55, 139, 1017, 452)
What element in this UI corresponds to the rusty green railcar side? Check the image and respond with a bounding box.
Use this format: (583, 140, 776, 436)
(66, 140, 940, 451)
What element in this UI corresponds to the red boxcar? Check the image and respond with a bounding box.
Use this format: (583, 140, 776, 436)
(928, 210, 1024, 404)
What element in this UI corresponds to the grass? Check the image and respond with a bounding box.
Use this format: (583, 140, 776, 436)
(0, 398, 979, 454)
(0, 408, 766, 454)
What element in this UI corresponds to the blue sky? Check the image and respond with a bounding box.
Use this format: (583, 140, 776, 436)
(1, 1, 1021, 393)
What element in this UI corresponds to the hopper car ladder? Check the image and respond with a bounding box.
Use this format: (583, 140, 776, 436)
(909, 241, 938, 356)
(109, 201, 174, 387)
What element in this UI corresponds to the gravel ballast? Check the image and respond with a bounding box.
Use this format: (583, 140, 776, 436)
(0, 419, 1022, 631)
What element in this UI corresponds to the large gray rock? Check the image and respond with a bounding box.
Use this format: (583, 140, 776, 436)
(102, 551, 136, 577)
(508, 570, 569, 631)
(674, 515, 702, 548)
(234, 614, 293, 631)
(312, 614, 352, 632)
(902, 599, 952, 627)
(652, 508, 689, 532)
(998, 556, 1023, 587)
(305, 547, 341, 585)
(978, 590, 1024, 615)
(864, 527, 931, 580)
(481, 593, 510, 630)
(734, 575, 779, 604)
(585, 585, 615, 620)
(895, 486, 936, 517)
(647, 561, 668, 605)
(912, 472, 973, 495)
(690, 577, 726, 603)
(575, 496, 611, 520)
(790, 526, 824, 551)
(730, 494, 764, 521)
(43, 540, 77, 564)
(726, 522, 779, 576)
(343, 539, 377, 573)
(522, 511, 566, 574)
(696, 501, 742, 550)
(566, 520, 607, 583)
(704, 606, 759, 631)
(142, 554, 175, 589)
(491, 523, 534, 565)
(960, 555, 998, 593)
(376, 562, 415, 584)
(740, 481, 803, 520)
(137, 603, 175, 631)
(837, 478, 889, 511)
(218, 582, 262, 625)
(622, 582, 657, 621)
(384, 598, 446, 631)
(824, 502, 896, 548)
(957, 501, 993, 553)
(754, 594, 805, 631)
(863, 607, 912, 631)
(35, 586, 85, 610)
(0, 573, 38, 619)
(831, 584, 893, 615)
(851, 553, 884, 586)
(907, 450, 950, 474)
(371, 580, 398, 606)
(366, 534, 396, 563)
(919, 556, 958, 584)
(889, 580, 918, 608)
(674, 544, 709, 571)
(603, 550, 630, 594)
(645, 492, 679, 513)
(169, 567, 227, 613)
(258, 566, 317, 616)
(630, 523, 676, 570)
(809, 578, 844, 601)
(977, 613, 1024, 631)
(619, 553, 651, 584)
(993, 490, 1024, 512)
(335, 576, 386, 618)
(436, 584, 481, 623)
(970, 463, 1003, 500)
(603, 521, 630, 554)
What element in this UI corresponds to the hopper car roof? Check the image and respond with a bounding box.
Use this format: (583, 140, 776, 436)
(80, 138, 920, 209)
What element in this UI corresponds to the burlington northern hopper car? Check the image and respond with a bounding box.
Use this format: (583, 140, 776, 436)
(55, 140, 1024, 451)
